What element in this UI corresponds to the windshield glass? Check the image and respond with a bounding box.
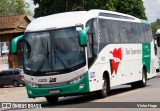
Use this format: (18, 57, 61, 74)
(24, 27, 86, 75)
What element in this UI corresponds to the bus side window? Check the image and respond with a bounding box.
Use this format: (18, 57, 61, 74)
(127, 23, 136, 43)
(141, 24, 147, 42)
(86, 19, 98, 58)
(126, 23, 131, 43)
(99, 19, 109, 51)
(108, 29, 115, 43)
(107, 20, 117, 43)
(119, 22, 128, 43)
(138, 24, 143, 43)
(145, 24, 152, 43)
(135, 23, 141, 43)
(112, 20, 120, 43)
(86, 19, 93, 58)
(86, 18, 98, 67)
(130, 28, 136, 43)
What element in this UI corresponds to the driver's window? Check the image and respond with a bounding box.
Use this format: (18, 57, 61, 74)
(86, 19, 98, 57)
(86, 18, 98, 67)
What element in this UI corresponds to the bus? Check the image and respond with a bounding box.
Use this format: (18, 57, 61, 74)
(12, 9, 156, 104)
(155, 29, 160, 72)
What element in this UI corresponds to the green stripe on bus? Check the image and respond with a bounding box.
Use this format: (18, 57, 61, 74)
(26, 72, 90, 98)
(141, 19, 149, 24)
(142, 43, 151, 73)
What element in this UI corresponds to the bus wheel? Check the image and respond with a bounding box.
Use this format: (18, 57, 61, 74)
(45, 96, 58, 104)
(96, 75, 109, 98)
(13, 80, 19, 87)
(156, 69, 159, 72)
(131, 68, 147, 88)
(140, 68, 147, 87)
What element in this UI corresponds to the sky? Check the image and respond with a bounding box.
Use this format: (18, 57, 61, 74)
(25, 0, 160, 23)
(142, 0, 160, 22)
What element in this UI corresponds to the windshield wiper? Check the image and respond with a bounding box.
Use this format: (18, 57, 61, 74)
(36, 42, 50, 73)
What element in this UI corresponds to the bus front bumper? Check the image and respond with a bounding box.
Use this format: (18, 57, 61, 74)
(25, 73, 90, 98)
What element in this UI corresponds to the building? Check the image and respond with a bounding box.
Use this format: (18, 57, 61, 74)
(0, 15, 31, 68)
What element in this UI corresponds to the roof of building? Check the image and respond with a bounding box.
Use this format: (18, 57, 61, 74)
(0, 15, 31, 34)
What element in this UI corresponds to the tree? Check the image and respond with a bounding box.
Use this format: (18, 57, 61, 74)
(33, 0, 147, 20)
(33, 0, 120, 18)
(0, 0, 32, 16)
(156, 18, 160, 26)
(116, 0, 147, 20)
(85, 0, 118, 11)
(33, 0, 85, 18)
(151, 18, 160, 38)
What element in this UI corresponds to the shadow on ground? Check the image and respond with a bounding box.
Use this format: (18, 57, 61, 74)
(41, 85, 149, 108)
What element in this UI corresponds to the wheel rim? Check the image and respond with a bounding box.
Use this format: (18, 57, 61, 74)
(102, 79, 107, 94)
(142, 69, 146, 84)
(13, 81, 18, 87)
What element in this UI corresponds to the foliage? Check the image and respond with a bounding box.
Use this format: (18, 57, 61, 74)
(117, 0, 147, 20)
(33, 0, 147, 20)
(84, 0, 119, 11)
(33, 0, 86, 18)
(151, 18, 160, 38)
(0, 0, 32, 16)
(156, 18, 160, 25)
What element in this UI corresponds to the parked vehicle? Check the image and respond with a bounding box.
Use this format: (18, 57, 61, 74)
(0, 68, 25, 87)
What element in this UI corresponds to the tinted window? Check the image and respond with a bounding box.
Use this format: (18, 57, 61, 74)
(99, 19, 109, 51)
(86, 18, 98, 56)
(2, 71, 13, 76)
(14, 71, 20, 75)
(86, 18, 98, 67)
(119, 22, 128, 43)
(98, 18, 153, 51)
(144, 24, 152, 42)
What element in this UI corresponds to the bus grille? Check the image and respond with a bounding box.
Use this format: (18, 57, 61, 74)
(38, 81, 70, 88)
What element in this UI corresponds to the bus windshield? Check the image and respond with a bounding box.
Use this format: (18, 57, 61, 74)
(24, 27, 86, 76)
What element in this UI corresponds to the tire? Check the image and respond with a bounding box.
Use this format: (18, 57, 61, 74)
(131, 68, 147, 88)
(96, 75, 109, 98)
(45, 96, 58, 104)
(156, 69, 159, 72)
(13, 80, 19, 87)
(140, 68, 147, 87)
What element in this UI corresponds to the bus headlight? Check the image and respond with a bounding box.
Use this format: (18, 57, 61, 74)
(70, 74, 85, 84)
(26, 81, 39, 88)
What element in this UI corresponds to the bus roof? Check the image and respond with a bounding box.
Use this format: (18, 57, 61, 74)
(26, 9, 145, 32)
(26, 11, 93, 32)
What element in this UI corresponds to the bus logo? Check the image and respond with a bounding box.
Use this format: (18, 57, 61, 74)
(110, 48, 122, 74)
(49, 77, 56, 82)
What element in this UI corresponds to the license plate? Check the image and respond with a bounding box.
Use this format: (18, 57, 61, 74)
(49, 90, 60, 94)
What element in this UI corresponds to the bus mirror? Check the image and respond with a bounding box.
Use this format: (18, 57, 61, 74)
(79, 26, 89, 46)
(12, 35, 23, 54)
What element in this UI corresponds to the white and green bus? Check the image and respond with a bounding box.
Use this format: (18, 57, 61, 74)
(12, 9, 156, 103)
(155, 29, 160, 71)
